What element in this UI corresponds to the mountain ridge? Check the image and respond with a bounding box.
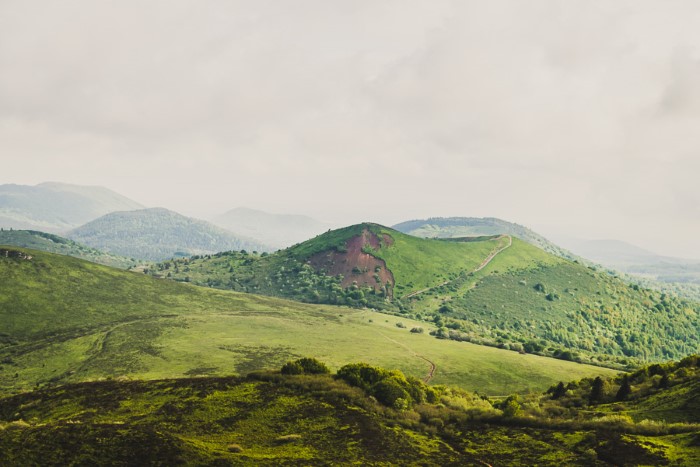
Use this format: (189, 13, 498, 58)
(67, 207, 272, 261)
(0, 182, 143, 232)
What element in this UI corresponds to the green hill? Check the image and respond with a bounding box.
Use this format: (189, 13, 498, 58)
(67, 207, 272, 261)
(147, 223, 700, 368)
(0, 246, 615, 395)
(0, 229, 143, 269)
(0, 358, 697, 466)
(0, 182, 143, 232)
(393, 216, 575, 259)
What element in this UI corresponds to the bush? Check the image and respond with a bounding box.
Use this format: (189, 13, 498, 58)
(297, 357, 330, 374)
(281, 357, 330, 375)
(410, 327, 424, 334)
(281, 361, 304, 375)
(227, 444, 244, 453)
(373, 378, 411, 408)
(336, 363, 388, 391)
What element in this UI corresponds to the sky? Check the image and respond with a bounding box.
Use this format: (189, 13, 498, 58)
(1, 0, 699, 258)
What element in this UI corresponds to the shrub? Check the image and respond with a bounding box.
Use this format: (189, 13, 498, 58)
(396, 322, 406, 328)
(281, 358, 330, 375)
(337, 363, 388, 390)
(281, 361, 304, 375)
(373, 377, 411, 408)
(499, 395, 521, 417)
(297, 357, 330, 374)
(410, 327, 424, 334)
(227, 444, 244, 453)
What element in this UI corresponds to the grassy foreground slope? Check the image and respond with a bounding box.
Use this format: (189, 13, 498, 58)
(150, 223, 700, 367)
(0, 247, 615, 395)
(0, 229, 142, 269)
(0, 358, 697, 466)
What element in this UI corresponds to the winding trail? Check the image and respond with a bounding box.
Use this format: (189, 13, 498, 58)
(400, 235, 512, 300)
(378, 332, 437, 383)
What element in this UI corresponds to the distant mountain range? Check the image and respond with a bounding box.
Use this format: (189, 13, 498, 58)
(555, 237, 700, 286)
(67, 207, 272, 261)
(211, 207, 334, 249)
(0, 182, 143, 232)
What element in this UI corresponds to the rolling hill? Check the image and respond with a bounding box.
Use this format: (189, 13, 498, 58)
(0, 246, 616, 396)
(211, 207, 334, 249)
(393, 216, 575, 259)
(0, 229, 143, 269)
(0, 182, 143, 232)
(148, 223, 700, 368)
(66, 207, 272, 261)
(0, 356, 697, 465)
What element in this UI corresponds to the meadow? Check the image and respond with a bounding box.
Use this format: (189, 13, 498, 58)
(0, 246, 617, 395)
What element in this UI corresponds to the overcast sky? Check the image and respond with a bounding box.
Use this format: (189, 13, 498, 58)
(1, 1, 699, 258)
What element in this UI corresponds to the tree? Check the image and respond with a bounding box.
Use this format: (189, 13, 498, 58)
(615, 375, 631, 401)
(552, 382, 567, 400)
(589, 376, 604, 404)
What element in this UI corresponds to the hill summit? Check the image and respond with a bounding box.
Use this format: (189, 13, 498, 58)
(67, 207, 272, 261)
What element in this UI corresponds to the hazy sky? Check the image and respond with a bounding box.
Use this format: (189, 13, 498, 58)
(1, 1, 699, 258)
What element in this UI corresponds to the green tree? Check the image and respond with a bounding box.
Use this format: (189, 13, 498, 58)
(551, 382, 567, 400)
(589, 377, 604, 404)
(615, 375, 631, 401)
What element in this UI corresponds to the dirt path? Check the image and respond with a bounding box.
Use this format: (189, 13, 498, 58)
(400, 235, 512, 300)
(378, 332, 437, 383)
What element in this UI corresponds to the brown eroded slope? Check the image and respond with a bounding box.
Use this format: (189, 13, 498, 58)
(308, 228, 395, 297)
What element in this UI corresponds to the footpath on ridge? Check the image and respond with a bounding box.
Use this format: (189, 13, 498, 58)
(400, 235, 512, 300)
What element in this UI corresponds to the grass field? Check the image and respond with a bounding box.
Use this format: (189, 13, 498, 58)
(0, 246, 617, 395)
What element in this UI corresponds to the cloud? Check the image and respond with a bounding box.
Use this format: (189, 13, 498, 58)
(0, 0, 698, 257)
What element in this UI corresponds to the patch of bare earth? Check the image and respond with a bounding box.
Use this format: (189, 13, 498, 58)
(308, 229, 394, 298)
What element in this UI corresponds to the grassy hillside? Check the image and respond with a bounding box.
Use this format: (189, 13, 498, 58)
(0, 182, 143, 232)
(148, 223, 700, 369)
(0, 358, 697, 466)
(67, 207, 272, 261)
(0, 229, 143, 269)
(0, 247, 615, 395)
(393, 216, 575, 259)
